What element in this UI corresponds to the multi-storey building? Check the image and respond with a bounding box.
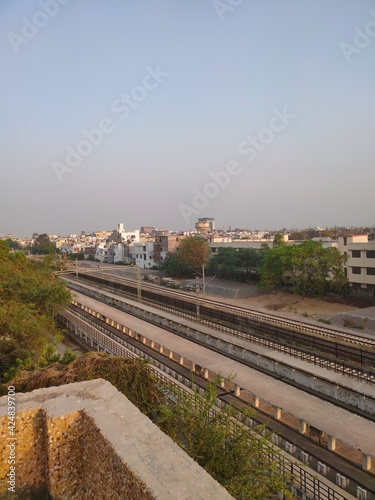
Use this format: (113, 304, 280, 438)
(108, 223, 140, 244)
(153, 234, 185, 264)
(130, 242, 155, 268)
(107, 243, 130, 264)
(338, 235, 375, 292)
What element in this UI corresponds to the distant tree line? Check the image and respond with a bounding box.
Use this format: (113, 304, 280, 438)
(4, 233, 56, 255)
(160, 235, 348, 298)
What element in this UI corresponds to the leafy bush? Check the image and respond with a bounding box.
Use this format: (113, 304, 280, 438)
(157, 377, 292, 499)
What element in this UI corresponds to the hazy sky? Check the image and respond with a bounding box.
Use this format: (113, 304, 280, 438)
(1, 0, 374, 237)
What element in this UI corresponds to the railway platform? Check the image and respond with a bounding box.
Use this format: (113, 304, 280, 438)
(70, 290, 375, 487)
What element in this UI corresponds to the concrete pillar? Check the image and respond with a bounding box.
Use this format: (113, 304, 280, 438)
(234, 385, 241, 397)
(220, 377, 225, 388)
(150, 341, 155, 349)
(362, 453, 371, 471)
(203, 368, 209, 379)
(254, 396, 260, 408)
(168, 350, 174, 359)
(191, 362, 196, 372)
(298, 420, 307, 434)
(142, 337, 146, 344)
(179, 355, 184, 365)
(274, 407, 282, 420)
(328, 435, 336, 451)
(159, 345, 164, 355)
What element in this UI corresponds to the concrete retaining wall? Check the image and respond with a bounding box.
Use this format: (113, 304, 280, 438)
(68, 284, 375, 417)
(0, 380, 233, 500)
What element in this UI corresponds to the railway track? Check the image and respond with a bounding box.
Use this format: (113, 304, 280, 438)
(64, 273, 375, 371)
(65, 277, 375, 386)
(74, 271, 375, 347)
(59, 304, 375, 500)
(66, 287, 375, 420)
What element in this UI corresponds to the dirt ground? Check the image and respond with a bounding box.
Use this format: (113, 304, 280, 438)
(208, 289, 358, 322)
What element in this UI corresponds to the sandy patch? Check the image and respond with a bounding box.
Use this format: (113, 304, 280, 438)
(206, 289, 358, 322)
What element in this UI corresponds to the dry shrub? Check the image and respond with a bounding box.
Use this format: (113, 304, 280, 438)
(1, 352, 161, 415)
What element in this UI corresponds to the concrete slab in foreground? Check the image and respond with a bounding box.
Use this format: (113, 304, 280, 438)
(0, 379, 233, 500)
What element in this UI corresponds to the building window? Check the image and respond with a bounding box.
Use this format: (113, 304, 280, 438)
(366, 268, 375, 275)
(343, 237, 347, 246)
(366, 250, 375, 259)
(351, 250, 361, 258)
(352, 267, 361, 274)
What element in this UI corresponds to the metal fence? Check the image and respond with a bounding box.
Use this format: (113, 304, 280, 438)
(59, 308, 352, 500)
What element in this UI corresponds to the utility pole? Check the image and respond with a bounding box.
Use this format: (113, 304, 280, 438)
(136, 265, 141, 303)
(195, 276, 200, 318)
(202, 263, 205, 304)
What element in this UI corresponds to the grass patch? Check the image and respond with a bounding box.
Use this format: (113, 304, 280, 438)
(318, 318, 331, 325)
(343, 318, 364, 330)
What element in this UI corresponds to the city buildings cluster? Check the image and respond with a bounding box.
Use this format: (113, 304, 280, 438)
(1, 218, 375, 293)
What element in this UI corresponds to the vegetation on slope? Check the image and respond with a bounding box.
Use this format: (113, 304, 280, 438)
(0, 242, 71, 378)
(2, 353, 291, 499)
(0, 353, 161, 417)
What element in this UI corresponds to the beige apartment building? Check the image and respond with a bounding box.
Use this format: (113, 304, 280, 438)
(338, 235, 375, 291)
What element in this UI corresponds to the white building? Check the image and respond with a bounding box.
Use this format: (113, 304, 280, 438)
(60, 243, 84, 255)
(95, 244, 108, 263)
(109, 223, 140, 244)
(130, 242, 155, 268)
(107, 243, 131, 264)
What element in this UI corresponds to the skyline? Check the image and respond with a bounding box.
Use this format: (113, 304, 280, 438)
(1, 1, 374, 236)
(2, 219, 374, 240)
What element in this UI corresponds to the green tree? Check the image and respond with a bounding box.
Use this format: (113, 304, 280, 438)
(288, 241, 347, 297)
(0, 242, 71, 378)
(237, 248, 263, 278)
(157, 378, 292, 499)
(259, 241, 347, 297)
(209, 248, 263, 281)
(208, 247, 239, 279)
(258, 245, 291, 290)
(288, 231, 307, 241)
(272, 233, 286, 248)
(321, 229, 334, 239)
(4, 238, 21, 250)
(178, 236, 211, 272)
(32, 233, 55, 255)
(159, 252, 193, 277)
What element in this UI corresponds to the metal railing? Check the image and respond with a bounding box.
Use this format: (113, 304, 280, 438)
(67, 273, 375, 347)
(67, 281, 375, 384)
(59, 308, 354, 500)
